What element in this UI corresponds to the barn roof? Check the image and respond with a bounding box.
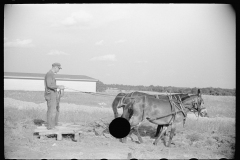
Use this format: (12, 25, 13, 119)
(4, 72, 98, 82)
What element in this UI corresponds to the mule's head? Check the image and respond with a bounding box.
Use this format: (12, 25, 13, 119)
(117, 95, 133, 109)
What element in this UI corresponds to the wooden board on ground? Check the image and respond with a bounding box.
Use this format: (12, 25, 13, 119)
(34, 122, 83, 141)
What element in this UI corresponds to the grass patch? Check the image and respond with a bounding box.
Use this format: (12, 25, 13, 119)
(186, 132, 202, 143)
(4, 107, 37, 146)
(204, 138, 215, 146)
(59, 110, 113, 124)
(4, 90, 46, 104)
(4, 104, 113, 127)
(182, 116, 235, 135)
(4, 104, 113, 149)
(202, 95, 235, 118)
(4, 90, 117, 107)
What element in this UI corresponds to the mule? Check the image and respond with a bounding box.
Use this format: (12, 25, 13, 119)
(154, 90, 208, 137)
(112, 91, 190, 138)
(121, 91, 205, 147)
(112, 91, 189, 118)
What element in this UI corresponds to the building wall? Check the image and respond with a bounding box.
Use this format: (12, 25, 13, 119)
(57, 80, 96, 92)
(4, 78, 96, 92)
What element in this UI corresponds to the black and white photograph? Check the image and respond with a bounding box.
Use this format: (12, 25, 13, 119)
(4, 4, 235, 159)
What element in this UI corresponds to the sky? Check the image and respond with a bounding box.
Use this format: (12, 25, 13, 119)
(4, 4, 235, 89)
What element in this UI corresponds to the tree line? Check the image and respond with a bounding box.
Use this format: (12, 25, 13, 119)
(96, 81, 235, 96)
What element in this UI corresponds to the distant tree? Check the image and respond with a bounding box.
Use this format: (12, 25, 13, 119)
(148, 85, 154, 91)
(201, 88, 209, 95)
(154, 86, 163, 92)
(184, 88, 192, 94)
(191, 87, 198, 94)
(96, 81, 107, 92)
(172, 87, 179, 93)
(101, 83, 235, 96)
(165, 86, 173, 93)
(209, 90, 215, 95)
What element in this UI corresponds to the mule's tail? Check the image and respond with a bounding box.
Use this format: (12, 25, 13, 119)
(141, 95, 147, 121)
(112, 98, 120, 118)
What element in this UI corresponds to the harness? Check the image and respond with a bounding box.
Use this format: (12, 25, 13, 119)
(119, 91, 135, 107)
(146, 94, 187, 127)
(168, 94, 187, 126)
(190, 97, 203, 117)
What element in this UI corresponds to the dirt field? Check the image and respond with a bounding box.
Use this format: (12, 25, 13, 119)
(4, 91, 236, 159)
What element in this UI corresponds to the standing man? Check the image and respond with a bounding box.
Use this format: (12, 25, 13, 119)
(44, 63, 65, 130)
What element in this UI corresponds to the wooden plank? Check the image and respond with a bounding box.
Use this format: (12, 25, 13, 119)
(35, 125, 80, 130)
(34, 123, 82, 136)
(34, 128, 82, 135)
(57, 133, 62, 141)
(38, 130, 82, 135)
(33, 122, 83, 141)
(34, 127, 82, 132)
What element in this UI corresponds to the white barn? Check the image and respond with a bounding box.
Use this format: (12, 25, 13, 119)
(4, 72, 98, 92)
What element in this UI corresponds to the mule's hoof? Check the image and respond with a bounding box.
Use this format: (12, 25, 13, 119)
(121, 138, 127, 143)
(153, 141, 158, 145)
(137, 137, 143, 144)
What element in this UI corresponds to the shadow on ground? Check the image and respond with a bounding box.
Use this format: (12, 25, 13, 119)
(33, 119, 47, 126)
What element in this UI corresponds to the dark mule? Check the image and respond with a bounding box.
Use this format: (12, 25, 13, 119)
(121, 91, 205, 147)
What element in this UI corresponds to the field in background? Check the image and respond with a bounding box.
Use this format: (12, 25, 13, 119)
(4, 90, 235, 118)
(4, 90, 235, 159)
(202, 95, 235, 118)
(4, 90, 117, 107)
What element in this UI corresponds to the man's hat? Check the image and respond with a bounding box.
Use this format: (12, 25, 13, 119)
(52, 63, 62, 69)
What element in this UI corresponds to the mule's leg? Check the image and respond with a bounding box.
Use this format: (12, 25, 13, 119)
(112, 104, 117, 118)
(167, 123, 176, 147)
(128, 121, 144, 143)
(128, 127, 135, 142)
(123, 127, 135, 143)
(128, 115, 143, 143)
(153, 126, 168, 145)
(134, 126, 144, 143)
(121, 129, 131, 143)
(154, 125, 163, 137)
(121, 126, 135, 143)
(120, 137, 126, 143)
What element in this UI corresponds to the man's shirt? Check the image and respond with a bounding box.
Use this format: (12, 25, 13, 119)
(44, 70, 58, 95)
